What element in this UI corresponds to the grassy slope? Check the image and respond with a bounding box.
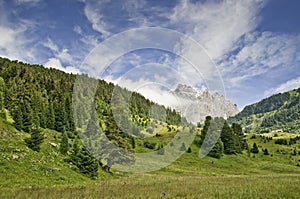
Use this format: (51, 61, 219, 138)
(0, 117, 111, 188)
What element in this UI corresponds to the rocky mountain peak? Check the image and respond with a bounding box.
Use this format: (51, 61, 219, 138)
(172, 84, 239, 124)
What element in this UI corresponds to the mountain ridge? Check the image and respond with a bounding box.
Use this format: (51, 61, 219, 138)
(230, 87, 300, 133)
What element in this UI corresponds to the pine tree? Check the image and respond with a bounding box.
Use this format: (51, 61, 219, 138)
(25, 126, 44, 152)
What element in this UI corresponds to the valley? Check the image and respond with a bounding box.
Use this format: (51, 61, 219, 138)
(1, 57, 300, 198)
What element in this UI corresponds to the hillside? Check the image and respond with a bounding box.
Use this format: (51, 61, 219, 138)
(0, 57, 186, 177)
(229, 88, 300, 133)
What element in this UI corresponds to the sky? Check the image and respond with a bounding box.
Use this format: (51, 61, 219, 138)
(0, 0, 300, 110)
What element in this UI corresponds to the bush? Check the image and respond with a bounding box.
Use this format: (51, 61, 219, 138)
(275, 139, 288, 145)
(144, 141, 156, 149)
(146, 127, 154, 134)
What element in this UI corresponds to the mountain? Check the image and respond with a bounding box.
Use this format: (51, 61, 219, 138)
(229, 87, 300, 133)
(172, 84, 239, 124)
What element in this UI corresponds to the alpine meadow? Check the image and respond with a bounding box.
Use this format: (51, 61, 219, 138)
(1, 0, 300, 198)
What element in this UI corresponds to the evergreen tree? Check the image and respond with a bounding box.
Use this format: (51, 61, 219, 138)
(208, 138, 223, 159)
(60, 131, 69, 155)
(0, 77, 5, 119)
(232, 123, 248, 151)
(221, 121, 239, 154)
(250, 143, 259, 154)
(74, 147, 99, 178)
(13, 106, 23, 131)
(22, 101, 33, 133)
(200, 117, 224, 158)
(131, 137, 135, 149)
(25, 126, 44, 152)
(199, 116, 212, 145)
(46, 101, 55, 129)
(263, 148, 269, 155)
(180, 142, 186, 151)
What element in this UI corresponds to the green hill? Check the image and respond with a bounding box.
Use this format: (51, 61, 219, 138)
(230, 88, 300, 133)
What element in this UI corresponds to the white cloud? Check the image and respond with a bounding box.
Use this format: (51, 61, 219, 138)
(169, 0, 265, 60)
(264, 76, 300, 97)
(221, 32, 300, 86)
(44, 58, 81, 74)
(84, 3, 110, 38)
(0, 24, 36, 62)
(73, 25, 82, 35)
(15, 0, 41, 5)
(42, 38, 59, 53)
(42, 38, 82, 74)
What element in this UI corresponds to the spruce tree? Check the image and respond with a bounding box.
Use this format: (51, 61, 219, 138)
(13, 106, 23, 131)
(76, 147, 99, 178)
(208, 138, 223, 159)
(46, 101, 55, 129)
(250, 143, 259, 154)
(25, 126, 44, 152)
(220, 121, 239, 154)
(180, 142, 187, 151)
(60, 131, 69, 155)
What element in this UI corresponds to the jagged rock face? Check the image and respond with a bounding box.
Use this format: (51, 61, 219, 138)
(172, 84, 239, 124)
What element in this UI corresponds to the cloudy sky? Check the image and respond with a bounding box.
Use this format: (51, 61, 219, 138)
(1, 0, 300, 109)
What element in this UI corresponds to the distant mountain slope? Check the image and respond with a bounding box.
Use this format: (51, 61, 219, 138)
(230, 87, 300, 133)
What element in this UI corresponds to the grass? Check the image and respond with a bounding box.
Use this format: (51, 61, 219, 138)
(2, 118, 300, 198)
(1, 174, 300, 198)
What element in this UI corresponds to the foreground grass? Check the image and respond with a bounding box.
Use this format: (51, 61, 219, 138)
(1, 174, 300, 198)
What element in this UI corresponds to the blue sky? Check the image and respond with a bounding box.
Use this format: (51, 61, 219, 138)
(1, 0, 300, 110)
